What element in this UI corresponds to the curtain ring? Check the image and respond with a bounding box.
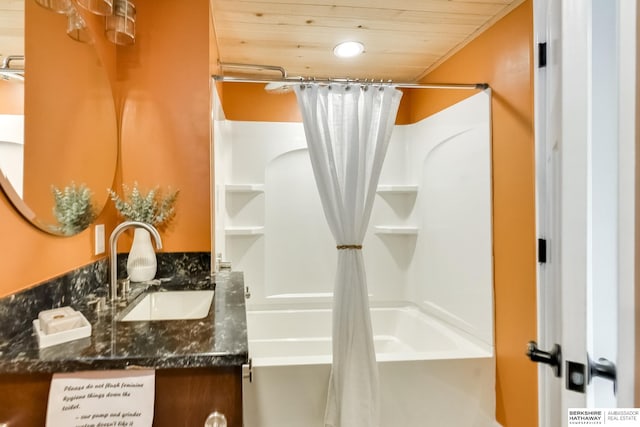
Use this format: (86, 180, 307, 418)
(336, 244, 362, 250)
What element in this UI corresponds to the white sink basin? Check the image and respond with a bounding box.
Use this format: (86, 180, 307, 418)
(119, 290, 214, 322)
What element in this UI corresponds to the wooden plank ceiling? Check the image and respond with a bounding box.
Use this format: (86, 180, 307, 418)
(210, 0, 525, 82)
(2, 0, 524, 80)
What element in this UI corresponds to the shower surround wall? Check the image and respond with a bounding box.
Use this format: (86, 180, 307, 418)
(213, 90, 495, 426)
(215, 90, 493, 347)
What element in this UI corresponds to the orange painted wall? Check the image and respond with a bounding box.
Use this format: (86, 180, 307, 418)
(412, 3, 537, 426)
(0, 0, 210, 297)
(222, 83, 300, 122)
(115, 0, 210, 252)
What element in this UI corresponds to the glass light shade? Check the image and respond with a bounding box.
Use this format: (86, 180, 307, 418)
(105, 0, 136, 45)
(35, 0, 72, 14)
(76, 0, 113, 16)
(333, 41, 365, 58)
(66, 9, 91, 43)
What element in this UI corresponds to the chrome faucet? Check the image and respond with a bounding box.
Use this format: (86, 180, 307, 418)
(109, 221, 163, 303)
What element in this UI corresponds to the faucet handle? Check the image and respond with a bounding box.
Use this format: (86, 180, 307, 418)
(87, 295, 107, 313)
(118, 278, 131, 300)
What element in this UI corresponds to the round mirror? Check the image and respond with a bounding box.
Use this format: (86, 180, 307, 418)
(0, 0, 117, 236)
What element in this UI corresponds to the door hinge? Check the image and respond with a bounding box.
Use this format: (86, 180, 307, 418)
(538, 238, 547, 263)
(538, 42, 547, 68)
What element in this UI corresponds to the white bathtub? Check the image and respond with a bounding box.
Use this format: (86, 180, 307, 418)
(243, 305, 499, 427)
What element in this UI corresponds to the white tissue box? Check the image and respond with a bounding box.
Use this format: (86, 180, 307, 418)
(38, 307, 82, 335)
(33, 310, 91, 348)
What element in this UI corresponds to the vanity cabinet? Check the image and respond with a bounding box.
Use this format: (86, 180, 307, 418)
(0, 271, 248, 427)
(0, 367, 243, 427)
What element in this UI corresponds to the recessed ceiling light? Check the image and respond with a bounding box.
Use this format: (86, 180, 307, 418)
(333, 41, 364, 58)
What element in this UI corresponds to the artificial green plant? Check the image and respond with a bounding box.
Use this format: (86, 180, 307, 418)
(51, 182, 97, 235)
(108, 182, 179, 229)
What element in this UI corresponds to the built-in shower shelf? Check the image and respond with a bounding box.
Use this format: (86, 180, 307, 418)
(225, 226, 265, 235)
(376, 185, 418, 194)
(374, 226, 419, 235)
(225, 184, 265, 193)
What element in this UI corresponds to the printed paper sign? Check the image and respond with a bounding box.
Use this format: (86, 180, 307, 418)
(46, 370, 155, 427)
(569, 409, 640, 426)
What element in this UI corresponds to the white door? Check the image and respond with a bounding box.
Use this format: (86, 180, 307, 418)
(533, 0, 636, 425)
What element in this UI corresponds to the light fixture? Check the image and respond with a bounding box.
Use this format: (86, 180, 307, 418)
(34, 0, 72, 14)
(36, 0, 136, 46)
(66, 8, 92, 43)
(76, 0, 113, 16)
(333, 41, 365, 58)
(105, 0, 136, 45)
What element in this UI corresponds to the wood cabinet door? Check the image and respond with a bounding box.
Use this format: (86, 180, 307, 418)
(154, 367, 243, 427)
(0, 372, 51, 426)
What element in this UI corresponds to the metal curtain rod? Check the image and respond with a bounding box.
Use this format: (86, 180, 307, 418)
(212, 75, 488, 91)
(0, 69, 24, 74)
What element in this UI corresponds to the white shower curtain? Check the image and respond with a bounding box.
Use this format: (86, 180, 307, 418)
(294, 83, 402, 427)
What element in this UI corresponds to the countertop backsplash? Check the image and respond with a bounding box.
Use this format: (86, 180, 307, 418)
(0, 252, 211, 342)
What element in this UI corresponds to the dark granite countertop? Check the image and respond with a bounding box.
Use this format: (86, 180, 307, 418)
(0, 271, 247, 374)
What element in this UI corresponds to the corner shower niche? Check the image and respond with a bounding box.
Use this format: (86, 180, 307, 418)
(214, 91, 493, 348)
